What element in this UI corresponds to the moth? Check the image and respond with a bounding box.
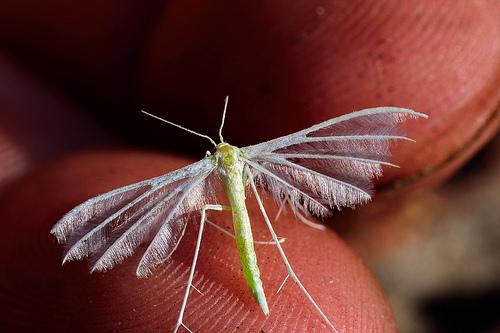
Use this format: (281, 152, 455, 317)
(51, 97, 427, 332)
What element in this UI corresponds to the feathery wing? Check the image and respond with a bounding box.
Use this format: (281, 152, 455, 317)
(242, 107, 427, 216)
(50, 157, 216, 277)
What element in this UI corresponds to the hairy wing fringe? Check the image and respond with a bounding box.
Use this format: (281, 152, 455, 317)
(268, 153, 392, 179)
(89, 184, 189, 272)
(51, 159, 212, 243)
(51, 158, 215, 275)
(243, 107, 426, 157)
(256, 157, 372, 210)
(248, 162, 331, 217)
(63, 180, 187, 263)
(239, 107, 427, 214)
(135, 168, 217, 277)
(51, 183, 152, 244)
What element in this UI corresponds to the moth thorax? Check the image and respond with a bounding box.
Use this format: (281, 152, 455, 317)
(215, 143, 242, 172)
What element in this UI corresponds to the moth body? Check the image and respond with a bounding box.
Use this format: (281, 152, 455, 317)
(214, 143, 269, 315)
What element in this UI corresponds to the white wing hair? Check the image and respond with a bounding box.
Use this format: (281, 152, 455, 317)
(242, 107, 428, 216)
(50, 157, 216, 277)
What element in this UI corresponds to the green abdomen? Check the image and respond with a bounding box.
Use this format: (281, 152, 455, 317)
(223, 166, 269, 315)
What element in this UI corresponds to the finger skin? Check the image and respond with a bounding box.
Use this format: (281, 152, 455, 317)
(0, 0, 166, 104)
(0, 151, 396, 332)
(0, 1, 498, 193)
(0, 54, 107, 192)
(138, 0, 500, 189)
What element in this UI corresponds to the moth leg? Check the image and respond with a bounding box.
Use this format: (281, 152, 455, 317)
(276, 274, 290, 295)
(173, 204, 230, 333)
(206, 218, 285, 245)
(246, 168, 340, 333)
(190, 284, 204, 296)
(274, 197, 288, 221)
(294, 206, 327, 231)
(276, 196, 326, 231)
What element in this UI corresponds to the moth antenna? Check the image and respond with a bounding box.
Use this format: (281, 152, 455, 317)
(218, 96, 229, 143)
(141, 110, 217, 147)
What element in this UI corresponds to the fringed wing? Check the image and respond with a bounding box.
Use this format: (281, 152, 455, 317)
(50, 158, 216, 277)
(134, 170, 221, 277)
(242, 107, 427, 216)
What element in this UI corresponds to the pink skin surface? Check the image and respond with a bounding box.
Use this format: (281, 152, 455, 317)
(0, 151, 396, 332)
(138, 0, 500, 188)
(0, 1, 498, 190)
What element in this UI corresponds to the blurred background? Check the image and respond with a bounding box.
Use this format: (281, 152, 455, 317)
(0, 1, 499, 332)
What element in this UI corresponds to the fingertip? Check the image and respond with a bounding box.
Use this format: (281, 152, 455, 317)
(139, 0, 500, 192)
(0, 151, 396, 332)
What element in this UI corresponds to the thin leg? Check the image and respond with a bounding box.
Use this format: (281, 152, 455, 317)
(277, 196, 326, 231)
(191, 284, 204, 296)
(274, 198, 287, 221)
(206, 218, 285, 245)
(173, 204, 230, 333)
(295, 206, 327, 231)
(276, 274, 290, 294)
(247, 169, 340, 333)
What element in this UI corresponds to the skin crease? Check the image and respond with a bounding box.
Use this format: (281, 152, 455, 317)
(0, 151, 397, 332)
